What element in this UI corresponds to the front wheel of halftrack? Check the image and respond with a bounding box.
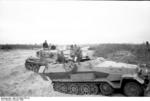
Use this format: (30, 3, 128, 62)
(99, 83, 114, 96)
(123, 82, 144, 96)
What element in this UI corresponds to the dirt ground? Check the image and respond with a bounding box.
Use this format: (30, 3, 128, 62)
(0, 50, 66, 96)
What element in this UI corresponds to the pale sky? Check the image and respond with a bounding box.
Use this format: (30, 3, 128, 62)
(0, 0, 150, 45)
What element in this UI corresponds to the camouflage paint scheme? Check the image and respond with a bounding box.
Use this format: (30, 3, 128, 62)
(41, 58, 144, 89)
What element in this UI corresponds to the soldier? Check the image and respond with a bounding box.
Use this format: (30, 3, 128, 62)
(70, 45, 74, 50)
(43, 40, 49, 49)
(146, 41, 150, 52)
(73, 45, 82, 63)
(70, 45, 75, 60)
(75, 46, 82, 63)
(57, 51, 65, 63)
(50, 44, 56, 50)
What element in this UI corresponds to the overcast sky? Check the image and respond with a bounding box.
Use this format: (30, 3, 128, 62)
(0, 0, 150, 45)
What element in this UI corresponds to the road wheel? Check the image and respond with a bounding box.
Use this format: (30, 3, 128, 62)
(34, 64, 40, 72)
(29, 63, 34, 70)
(59, 83, 68, 93)
(99, 83, 114, 96)
(90, 84, 99, 95)
(123, 82, 144, 96)
(53, 83, 60, 91)
(68, 83, 79, 94)
(25, 62, 29, 69)
(80, 84, 91, 95)
(25, 62, 32, 70)
(32, 64, 37, 72)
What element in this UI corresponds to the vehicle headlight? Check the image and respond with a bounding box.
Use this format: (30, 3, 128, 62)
(140, 68, 149, 76)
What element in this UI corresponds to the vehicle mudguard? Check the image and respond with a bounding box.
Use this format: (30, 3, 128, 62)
(122, 74, 144, 85)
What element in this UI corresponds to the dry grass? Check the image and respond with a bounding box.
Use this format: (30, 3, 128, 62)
(89, 43, 150, 65)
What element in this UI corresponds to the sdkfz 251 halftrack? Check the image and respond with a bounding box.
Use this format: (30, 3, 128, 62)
(25, 49, 150, 96)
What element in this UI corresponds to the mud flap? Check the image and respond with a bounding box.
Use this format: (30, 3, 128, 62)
(38, 66, 46, 73)
(38, 66, 51, 82)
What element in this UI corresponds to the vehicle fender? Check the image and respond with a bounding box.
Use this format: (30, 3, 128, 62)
(122, 74, 144, 84)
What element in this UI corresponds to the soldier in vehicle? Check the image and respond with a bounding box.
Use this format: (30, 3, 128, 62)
(43, 40, 49, 49)
(70, 45, 74, 50)
(57, 51, 65, 63)
(75, 46, 82, 63)
(70, 45, 82, 64)
(70, 45, 75, 60)
(51, 45, 56, 50)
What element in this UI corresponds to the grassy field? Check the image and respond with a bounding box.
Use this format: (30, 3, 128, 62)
(89, 43, 150, 65)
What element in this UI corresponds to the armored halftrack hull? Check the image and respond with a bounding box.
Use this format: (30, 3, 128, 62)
(25, 49, 150, 96)
(36, 58, 149, 96)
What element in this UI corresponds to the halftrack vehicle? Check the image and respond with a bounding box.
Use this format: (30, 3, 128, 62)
(37, 58, 150, 96)
(25, 47, 150, 96)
